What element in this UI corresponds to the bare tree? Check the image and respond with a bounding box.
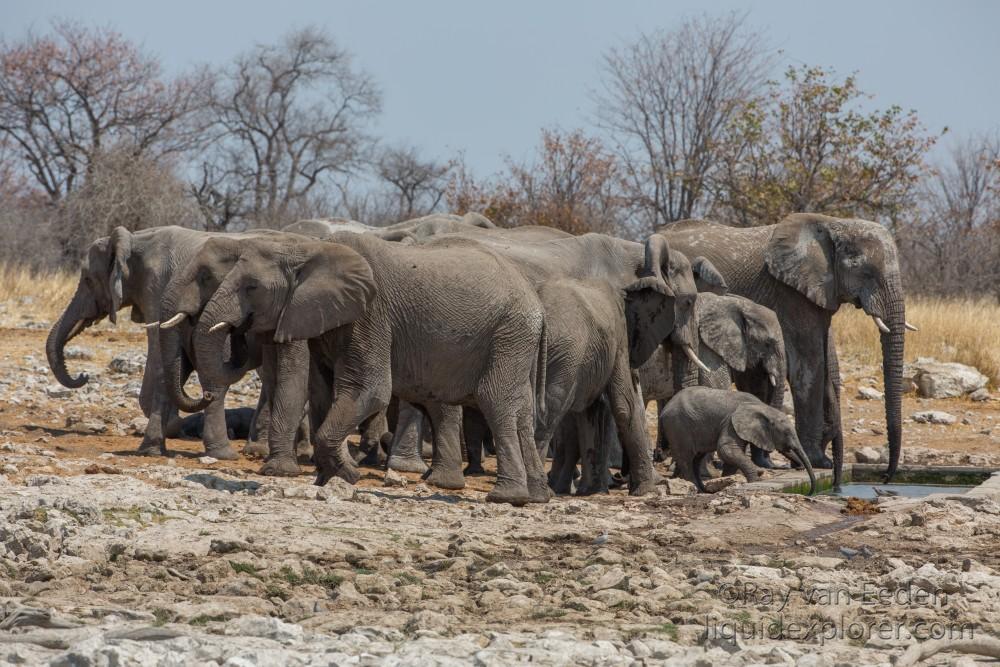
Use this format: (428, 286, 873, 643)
(375, 144, 451, 220)
(0, 20, 209, 202)
(595, 12, 772, 231)
(195, 27, 381, 229)
(447, 128, 628, 236)
(898, 134, 1000, 299)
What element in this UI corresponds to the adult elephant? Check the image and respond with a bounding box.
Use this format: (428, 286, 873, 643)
(45, 226, 271, 459)
(639, 292, 787, 467)
(659, 213, 911, 481)
(177, 233, 552, 505)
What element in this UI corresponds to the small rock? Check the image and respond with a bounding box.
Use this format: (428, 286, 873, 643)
(912, 410, 957, 425)
(324, 477, 356, 500)
(702, 475, 739, 493)
(384, 469, 407, 488)
(198, 456, 219, 465)
(970, 388, 991, 402)
(45, 385, 72, 398)
(590, 548, 623, 565)
(856, 387, 883, 400)
(109, 353, 146, 375)
(63, 346, 93, 360)
(1, 463, 16, 475)
(912, 359, 988, 398)
(591, 567, 627, 592)
(854, 446, 883, 464)
(129, 417, 149, 435)
(662, 478, 697, 496)
(209, 539, 252, 554)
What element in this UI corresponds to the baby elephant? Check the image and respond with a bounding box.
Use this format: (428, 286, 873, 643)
(662, 387, 816, 494)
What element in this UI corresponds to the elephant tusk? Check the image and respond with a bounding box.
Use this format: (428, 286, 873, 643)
(208, 321, 229, 334)
(683, 345, 711, 374)
(769, 373, 778, 387)
(159, 313, 186, 329)
(905, 321, 919, 332)
(143, 321, 160, 329)
(873, 316, 891, 334)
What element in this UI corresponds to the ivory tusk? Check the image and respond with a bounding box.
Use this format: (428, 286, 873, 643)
(159, 313, 186, 329)
(683, 345, 712, 374)
(905, 321, 919, 332)
(143, 321, 160, 329)
(208, 321, 229, 333)
(873, 316, 891, 334)
(769, 373, 778, 387)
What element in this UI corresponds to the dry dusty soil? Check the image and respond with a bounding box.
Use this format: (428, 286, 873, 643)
(1, 310, 1000, 666)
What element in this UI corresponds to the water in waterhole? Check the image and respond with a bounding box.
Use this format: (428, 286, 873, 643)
(825, 483, 975, 499)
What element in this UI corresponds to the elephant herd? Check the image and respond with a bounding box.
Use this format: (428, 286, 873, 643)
(46, 210, 912, 504)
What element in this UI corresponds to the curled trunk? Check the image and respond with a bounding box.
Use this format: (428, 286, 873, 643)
(46, 284, 93, 388)
(159, 318, 213, 413)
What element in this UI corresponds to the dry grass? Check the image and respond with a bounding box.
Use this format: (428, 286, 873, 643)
(833, 297, 1000, 385)
(0, 263, 78, 321)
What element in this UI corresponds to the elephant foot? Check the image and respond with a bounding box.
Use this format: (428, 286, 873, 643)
(136, 437, 167, 457)
(608, 472, 627, 489)
(333, 462, 361, 485)
(575, 484, 610, 497)
(259, 456, 301, 477)
(423, 466, 466, 490)
(527, 480, 552, 504)
(629, 479, 658, 497)
(243, 440, 270, 459)
(463, 464, 486, 476)
(387, 454, 428, 474)
(205, 443, 239, 461)
(486, 480, 532, 506)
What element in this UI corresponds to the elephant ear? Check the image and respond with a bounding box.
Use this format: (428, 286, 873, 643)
(274, 242, 376, 343)
(698, 296, 747, 372)
(691, 256, 728, 294)
(764, 215, 837, 310)
(107, 227, 133, 324)
(730, 403, 775, 452)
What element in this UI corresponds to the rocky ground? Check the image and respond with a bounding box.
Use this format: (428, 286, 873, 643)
(2, 304, 1000, 665)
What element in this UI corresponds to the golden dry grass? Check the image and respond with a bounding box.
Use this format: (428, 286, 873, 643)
(833, 298, 1000, 385)
(0, 263, 78, 319)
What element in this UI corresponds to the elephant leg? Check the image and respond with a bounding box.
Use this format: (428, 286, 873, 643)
(358, 408, 388, 466)
(476, 391, 531, 506)
(137, 332, 173, 456)
(462, 408, 488, 475)
(387, 400, 429, 474)
(547, 419, 579, 494)
(786, 329, 833, 468)
(576, 401, 611, 496)
(825, 337, 845, 488)
(245, 362, 273, 459)
(201, 386, 237, 460)
(654, 398, 669, 462)
(690, 452, 708, 492)
(294, 405, 312, 462)
(718, 440, 758, 483)
(519, 401, 549, 503)
(608, 363, 658, 496)
(422, 403, 465, 490)
(260, 340, 310, 476)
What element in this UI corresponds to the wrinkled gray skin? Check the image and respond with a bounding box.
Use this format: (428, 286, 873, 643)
(179, 407, 255, 440)
(444, 232, 710, 495)
(46, 226, 268, 459)
(660, 213, 908, 483)
(532, 278, 661, 496)
(639, 293, 787, 460)
(662, 387, 816, 494)
(190, 234, 550, 505)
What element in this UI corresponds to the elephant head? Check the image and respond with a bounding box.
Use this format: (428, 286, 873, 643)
(731, 403, 816, 495)
(765, 213, 907, 480)
(627, 236, 719, 388)
(46, 226, 135, 388)
(697, 293, 787, 409)
(185, 239, 376, 409)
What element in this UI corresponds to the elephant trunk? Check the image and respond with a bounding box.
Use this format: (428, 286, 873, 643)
(159, 315, 213, 413)
(46, 283, 95, 388)
(880, 295, 905, 482)
(787, 442, 817, 496)
(192, 288, 254, 393)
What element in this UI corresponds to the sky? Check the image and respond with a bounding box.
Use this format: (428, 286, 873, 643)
(4, 0, 999, 175)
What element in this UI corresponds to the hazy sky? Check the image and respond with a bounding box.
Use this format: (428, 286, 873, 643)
(5, 0, 999, 174)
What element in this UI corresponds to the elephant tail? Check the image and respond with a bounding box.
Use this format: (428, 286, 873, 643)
(534, 319, 548, 427)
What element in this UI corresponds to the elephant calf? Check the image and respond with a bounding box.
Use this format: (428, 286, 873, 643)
(661, 387, 816, 494)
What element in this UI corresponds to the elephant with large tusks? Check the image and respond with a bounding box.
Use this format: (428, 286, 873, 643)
(662, 387, 816, 494)
(182, 232, 551, 505)
(659, 213, 911, 483)
(45, 225, 282, 459)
